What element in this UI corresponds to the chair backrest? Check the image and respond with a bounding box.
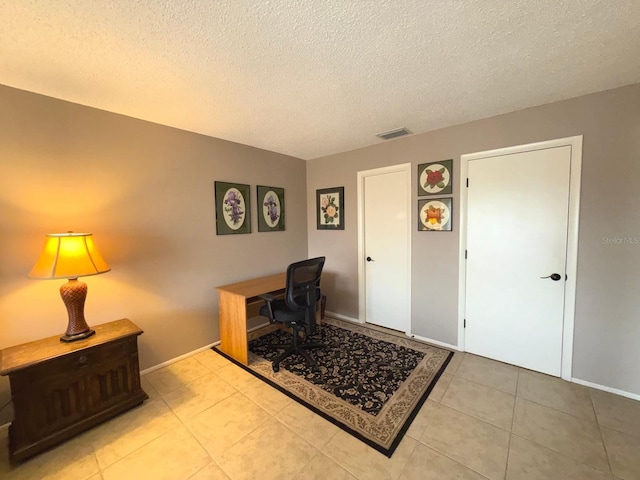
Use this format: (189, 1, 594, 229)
(285, 257, 325, 319)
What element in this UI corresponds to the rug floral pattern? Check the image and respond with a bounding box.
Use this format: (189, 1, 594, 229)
(239, 318, 452, 456)
(249, 323, 426, 415)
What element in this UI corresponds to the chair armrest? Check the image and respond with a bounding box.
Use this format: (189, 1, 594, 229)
(258, 293, 276, 320)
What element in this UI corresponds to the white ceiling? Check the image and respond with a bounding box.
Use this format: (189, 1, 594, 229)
(2, 1, 640, 160)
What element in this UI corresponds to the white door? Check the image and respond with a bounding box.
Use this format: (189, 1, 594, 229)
(358, 164, 411, 333)
(464, 145, 572, 376)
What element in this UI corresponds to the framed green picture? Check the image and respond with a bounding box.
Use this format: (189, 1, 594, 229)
(418, 159, 453, 196)
(418, 197, 452, 231)
(316, 186, 344, 230)
(257, 185, 285, 232)
(215, 181, 251, 235)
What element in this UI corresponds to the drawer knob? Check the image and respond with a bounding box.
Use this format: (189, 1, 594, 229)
(77, 355, 89, 366)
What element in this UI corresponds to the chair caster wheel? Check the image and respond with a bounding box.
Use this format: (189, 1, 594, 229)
(272, 364, 280, 372)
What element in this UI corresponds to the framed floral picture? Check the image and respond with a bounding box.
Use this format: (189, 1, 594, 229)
(316, 186, 344, 230)
(418, 197, 452, 231)
(257, 185, 285, 232)
(214, 181, 251, 235)
(418, 159, 453, 196)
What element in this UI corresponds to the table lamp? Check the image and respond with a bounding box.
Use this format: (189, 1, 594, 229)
(29, 232, 111, 342)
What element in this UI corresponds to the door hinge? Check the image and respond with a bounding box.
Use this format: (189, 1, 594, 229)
(464, 319, 466, 328)
(466, 178, 469, 187)
(465, 250, 467, 259)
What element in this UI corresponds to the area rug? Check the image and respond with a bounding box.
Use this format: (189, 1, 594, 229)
(213, 317, 453, 457)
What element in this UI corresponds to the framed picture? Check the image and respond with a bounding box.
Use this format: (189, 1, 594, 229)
(418, 197, 452, 231)
(418, 159, 453, 196)
(214, 181, 251, 235)
(257, 185, 285, 232)
(316, 186, 344, 230)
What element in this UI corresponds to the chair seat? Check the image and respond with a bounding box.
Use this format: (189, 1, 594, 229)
(259, 300, 301, 324)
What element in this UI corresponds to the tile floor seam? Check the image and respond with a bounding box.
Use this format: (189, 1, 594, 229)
(508, 430, 613, 477)
(184, 458, 217, 480)
(436, 400, 513, 434)
(388, 437, 418, 480)
(450, 371, 518, 397)
(193, 355, 217, 372)
(590, 391, 640, 440)
(434, 373, 453, 402)
(272, 411, 340, 450)
(513, 393, 601, 425)
(180, 420, 226, 471)
(416, 438, 499, 480)
(414, 443, 494, 480)
(319, 436, 379, 480)
(221, 391, 279, 449)
(502, 369, 521, 480)
(589, 390, 616, 477)
(290, 447, 323, 480)
(320, 448, 361, 480)
(98, 422, 187, 476)
(438, 403, 513, 434)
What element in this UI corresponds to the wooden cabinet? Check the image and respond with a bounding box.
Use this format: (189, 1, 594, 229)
(0, 318, 148, 463)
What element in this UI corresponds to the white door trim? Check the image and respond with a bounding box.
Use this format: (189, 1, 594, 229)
(458, 136, 582, 380)
(357, 163, 412, 333)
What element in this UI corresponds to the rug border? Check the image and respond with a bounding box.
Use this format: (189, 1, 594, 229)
(212, 340, 453, 458)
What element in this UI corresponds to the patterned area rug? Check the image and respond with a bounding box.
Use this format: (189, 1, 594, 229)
(214, 317, 452, 457)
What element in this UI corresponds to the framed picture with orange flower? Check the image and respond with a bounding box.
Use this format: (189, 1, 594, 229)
(418, 159, 453, 196)
(418, 197, 452, 231)
(316, 186, 344, 230)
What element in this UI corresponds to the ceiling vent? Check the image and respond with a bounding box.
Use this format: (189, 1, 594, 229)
(375, 127, 412, 140)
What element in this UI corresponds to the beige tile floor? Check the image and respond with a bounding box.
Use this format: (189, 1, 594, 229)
(1, 348, 639, 480)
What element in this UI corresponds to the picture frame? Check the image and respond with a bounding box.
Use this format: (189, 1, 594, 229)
(316, 186, 345, 230)
(214, 181, 251, 235)
(257, 185, 285, 232)
(418, 197, 453, 231)
(418, 159, 453, 196)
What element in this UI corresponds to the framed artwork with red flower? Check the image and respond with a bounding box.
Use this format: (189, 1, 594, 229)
(418, 197, 452, 231)
(316, 186, 344, 230)
(418, 159, 453, 196)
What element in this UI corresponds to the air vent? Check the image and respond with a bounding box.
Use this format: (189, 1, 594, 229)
(375, 127, 412, 140)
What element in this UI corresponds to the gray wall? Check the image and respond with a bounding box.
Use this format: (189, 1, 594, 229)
(308, 83, 640, 396)
(0, 85, 308, 424)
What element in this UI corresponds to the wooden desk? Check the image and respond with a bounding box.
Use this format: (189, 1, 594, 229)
(217, 273, 286, 365)
(0, 319, 148, 463)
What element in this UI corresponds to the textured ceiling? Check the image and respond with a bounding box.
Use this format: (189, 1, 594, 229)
(2, 1, 640, 160)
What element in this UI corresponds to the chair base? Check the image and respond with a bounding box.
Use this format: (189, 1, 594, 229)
(268, 326, 325, 372)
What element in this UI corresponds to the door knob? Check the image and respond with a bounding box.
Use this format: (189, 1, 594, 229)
(540, 273, 562, 281)
(366, 256, 374, 262)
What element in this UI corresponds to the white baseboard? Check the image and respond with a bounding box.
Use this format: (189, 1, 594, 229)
(409, 333, 459, 351)
(325, 311, 362, 324)
(571, 377, 640, 402)
(139, 321, 271, 375)
(141, 342, 219, 375)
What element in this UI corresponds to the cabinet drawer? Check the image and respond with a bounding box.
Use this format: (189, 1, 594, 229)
(11, 337, 136, 390)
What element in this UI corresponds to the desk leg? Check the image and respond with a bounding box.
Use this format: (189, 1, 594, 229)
(218, 292, 249, 365)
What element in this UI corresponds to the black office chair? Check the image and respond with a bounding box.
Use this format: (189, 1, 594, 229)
(259, 257, 326, 372)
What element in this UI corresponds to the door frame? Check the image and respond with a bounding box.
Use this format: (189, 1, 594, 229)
(357, 163, 412, 333)
(457, 136, 582, 380)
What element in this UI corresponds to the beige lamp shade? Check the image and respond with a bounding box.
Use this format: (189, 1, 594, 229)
(29, 232, 111, 279)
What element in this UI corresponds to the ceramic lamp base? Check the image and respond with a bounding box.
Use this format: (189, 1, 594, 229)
(59, 278, 95, 342)
(60, 329, 96, 343)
